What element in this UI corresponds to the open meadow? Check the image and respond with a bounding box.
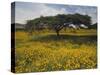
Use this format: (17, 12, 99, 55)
(15, 29, 97, 73)
(11, 2, 97, 73)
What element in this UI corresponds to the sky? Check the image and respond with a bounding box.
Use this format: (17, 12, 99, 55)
(12, 2, 97, 24)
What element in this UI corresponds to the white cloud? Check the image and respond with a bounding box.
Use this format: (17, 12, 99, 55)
(15, 3, 67, 24)
(15, 2, 97, 24)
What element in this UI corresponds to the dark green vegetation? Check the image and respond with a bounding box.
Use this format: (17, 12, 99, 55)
(25, 13, 97, 36)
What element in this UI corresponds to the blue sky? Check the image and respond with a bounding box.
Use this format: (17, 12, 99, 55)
(13, 2, 97, 24)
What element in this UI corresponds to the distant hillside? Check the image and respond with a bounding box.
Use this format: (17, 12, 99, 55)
(88, 23, 97, 29)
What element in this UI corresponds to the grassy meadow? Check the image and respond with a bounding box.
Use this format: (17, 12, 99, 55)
(15, 29, 97, 73)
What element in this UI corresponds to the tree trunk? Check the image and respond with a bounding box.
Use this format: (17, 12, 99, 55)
(56, 30, 59, 36)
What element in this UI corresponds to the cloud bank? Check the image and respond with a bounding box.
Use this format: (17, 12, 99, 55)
(14, 2, 97, 24)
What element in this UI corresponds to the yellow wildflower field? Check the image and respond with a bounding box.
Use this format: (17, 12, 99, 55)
(15, 30, 97, 73)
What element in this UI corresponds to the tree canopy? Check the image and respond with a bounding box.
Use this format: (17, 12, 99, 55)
(25, 13, 92, 36)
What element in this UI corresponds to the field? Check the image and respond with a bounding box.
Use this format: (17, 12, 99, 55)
(15, 29, 97, 73)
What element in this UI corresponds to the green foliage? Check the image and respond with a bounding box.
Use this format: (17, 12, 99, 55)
(25, 13, 92, 31)
(25, 13, 92, 36)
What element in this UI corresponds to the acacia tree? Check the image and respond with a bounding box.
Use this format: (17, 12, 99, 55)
(25, 13, 91, 36)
